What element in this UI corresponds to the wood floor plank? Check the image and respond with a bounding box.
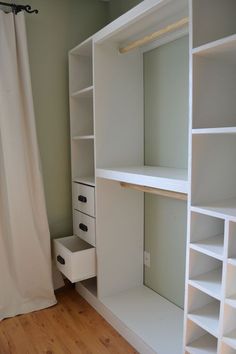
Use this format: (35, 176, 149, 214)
(0, 286, 137, 354)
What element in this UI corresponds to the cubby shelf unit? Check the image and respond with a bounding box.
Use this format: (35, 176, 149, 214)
(184, 1, 236, 353)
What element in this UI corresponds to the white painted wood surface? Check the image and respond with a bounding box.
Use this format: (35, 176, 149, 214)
(73, 183, 95, 217)
(53, 236, 96, 283)
(186, 333, 217, 354)
(97, 166, 188, 193)
(101, 285, 184, 354)
(96, 178, 143, 298)
(74, 211, 96, 247)
(188, 301, 220, 337)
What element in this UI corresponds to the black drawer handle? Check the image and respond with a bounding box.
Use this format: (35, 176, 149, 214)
(57, 255, 65, 265)
(78, 195, 87, 203)
(79, 223, 88, 232)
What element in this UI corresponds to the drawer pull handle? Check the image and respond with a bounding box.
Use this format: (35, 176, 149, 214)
(78, 195, 87, 203)
(79, 223, 88, 232)
(57, 255, 65, 265)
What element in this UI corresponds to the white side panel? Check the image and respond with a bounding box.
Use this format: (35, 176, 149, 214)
(96, 178, 143, 298)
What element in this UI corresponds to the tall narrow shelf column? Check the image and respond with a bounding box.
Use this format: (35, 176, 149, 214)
(53, 37, 97, 289)
(184, 1, 236, 353)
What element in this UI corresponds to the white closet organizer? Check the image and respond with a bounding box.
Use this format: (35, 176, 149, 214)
(54, 0, 236, 353)
(54, 36, 97, 285)
(184, 1, 236, 354)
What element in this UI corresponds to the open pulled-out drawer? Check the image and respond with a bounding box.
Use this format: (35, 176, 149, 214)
(54, 235, 96, 283)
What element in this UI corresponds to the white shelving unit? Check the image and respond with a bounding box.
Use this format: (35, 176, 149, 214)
(184, 1, 236, 353)
(54, 1, 236, 353)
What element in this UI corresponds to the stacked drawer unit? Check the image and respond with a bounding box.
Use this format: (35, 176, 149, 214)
(53, 182, 96, 283)
(73, 182, 96, 247)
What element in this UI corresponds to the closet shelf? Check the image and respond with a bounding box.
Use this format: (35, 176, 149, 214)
(186, 333, 217, 354)
(100, 285, 184, 354)
(73, 176, 95, 186)
(223, 329, 236, 350)
(188, 301, 220, 337)
(96, 166, 188, 194)
(190, 234, 224, 261)
(192, 127, 236, 135)
(225, 295, 236, 309)
(72, 135, 94, 140)
(228, 258, 236, 267)
(69, 37, 93, 57)
(189, 268, 222, 300)
(191, 199, 236, 221)
(71, 85, 93, 98)
(192, 33, 236, 62)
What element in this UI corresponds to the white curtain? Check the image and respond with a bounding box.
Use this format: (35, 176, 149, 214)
(0, 10, 56, 320)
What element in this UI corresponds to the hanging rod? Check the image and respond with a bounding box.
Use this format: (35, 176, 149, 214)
(0, 1, 38, 14)
(119, 17, 189, 54)
(120, 182, 188, 201)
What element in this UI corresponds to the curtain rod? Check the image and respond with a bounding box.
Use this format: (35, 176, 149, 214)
(0, 1, 38, 14)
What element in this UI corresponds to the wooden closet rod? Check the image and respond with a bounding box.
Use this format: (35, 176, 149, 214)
(120, 182, 187, 201)
(119, 17, 189, 54)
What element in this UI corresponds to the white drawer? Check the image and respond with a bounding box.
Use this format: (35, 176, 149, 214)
(73, 183, 95, 217)
(74, 211, 96, 247)
(53, 236, 96, 283)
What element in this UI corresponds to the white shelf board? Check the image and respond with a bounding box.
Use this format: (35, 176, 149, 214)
(225, 295, 236, 309)
(228, 258, 236, 267)
(96, 166, 188, 194)
(192, 33, 236, 64)
(72, 135, 94, 140)
(186, 333, 217, 354)
(80, 278, 97, 297)
(225, 294, 236, 308)
(189, 268, 222, 300)
(93, 0, 188, 45)
(101, 286, 184, 354)
(192, 127, 236, 135)
(223, 329, 236, 350)
(191, 199, 236, 222)
(188, 301, 220, 337)
(190, 234, 224, 261)
(73, 176, 95, 186)
(69, 36, 93, 56)
(71, 85, 93, 99)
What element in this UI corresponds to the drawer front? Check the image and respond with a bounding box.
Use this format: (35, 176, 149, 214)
(54, 236, 96, 283)
(74, 211, 96, 247)
(73, 183, 95, 217)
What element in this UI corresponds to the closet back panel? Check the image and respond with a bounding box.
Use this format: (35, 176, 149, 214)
(144, 194, 187, 308)
(143, 36, 189, 309)
(144, 35, 189, 170)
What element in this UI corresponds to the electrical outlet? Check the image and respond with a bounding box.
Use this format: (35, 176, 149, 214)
(144, 251, 150, 267)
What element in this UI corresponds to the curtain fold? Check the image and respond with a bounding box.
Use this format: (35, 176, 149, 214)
(0, 10, 56, 320)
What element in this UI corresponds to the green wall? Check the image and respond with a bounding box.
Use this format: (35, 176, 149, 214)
(144, 36, 189, 309)
(108, 0, 142, 21)
(16, 0, 108, 237)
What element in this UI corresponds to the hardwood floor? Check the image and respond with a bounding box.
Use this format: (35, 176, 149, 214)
(0, 286, 137, 354)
